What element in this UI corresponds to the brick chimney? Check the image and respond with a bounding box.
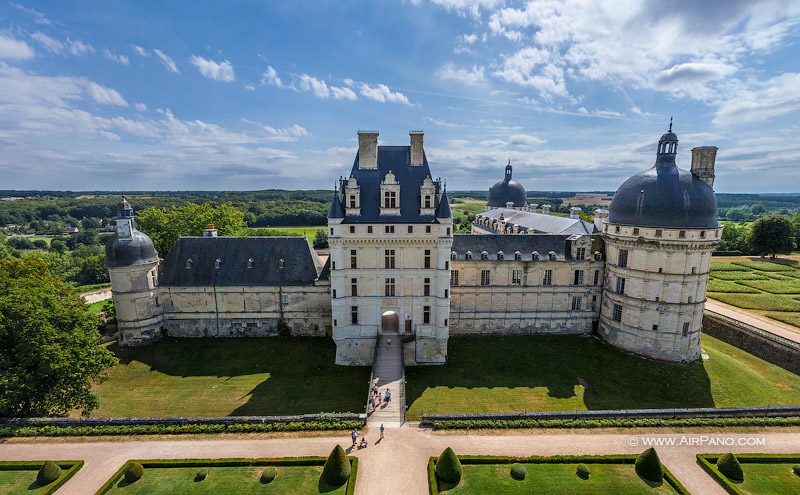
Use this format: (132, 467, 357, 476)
(691, 146, 717, 189)
(570, 206, 582, 219)
(410, 130, 423, 166)
(357, 130, 378, 170)
(541, 204, 551, 215)
(202, 223, 218, 237)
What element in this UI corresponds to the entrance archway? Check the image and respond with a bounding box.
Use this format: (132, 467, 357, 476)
(381, 311, 399, 334)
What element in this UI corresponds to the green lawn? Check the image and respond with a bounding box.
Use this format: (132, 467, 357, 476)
(0, 470, 51, 494)
(88, 338, 370, 417)
(732, 260, 799, 272)
(710, 261, 749, 271)
(766, 312, 800, 328)
(86, 300, 107, 315)
(707, 292, 800, 311)
(710, 271, 769, 281)
(738, 278, 800, 294)
(439, 463, 679, 494)
(405, 335, 800, 420)
(103, 465, 346, 494)
(268, 226, 325, 243)
(707, 279, 760, 293)
(730, 463, 800, 495)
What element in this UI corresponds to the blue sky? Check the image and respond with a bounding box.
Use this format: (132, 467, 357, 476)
(1, 1, 799, 193)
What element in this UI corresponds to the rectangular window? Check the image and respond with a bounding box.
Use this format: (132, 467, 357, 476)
(424, 277, 431, 296)
(281, 295, 288, 305)
(612, 304, 622, 322)
(700, 231, 706, 238)
(425, 196, 431, 208)
(652, 324, 658, 331)
(447, 228, 451, 236)
(682, 322, 690, 336)
(423, 306, 431, 324)
(691, 267, 697, 274)
(576, 247, 586, 260)
(655, 229, 662, 237)
(350, 278, 358, 296)
(615, 225, 620, 233)
(633, 227, 640, 235)
(350, 249, 357, 269)
(543, 270, 553, 286)
(444, 289, 449, 298)
(349, 225, 355, 234)
(330, 228, 334, 235)
(384, 225, 395, 234)
(332, 289, 337, 298)
(426, 226, 431, 234)
(384, 191, 397, 208)
(616, 277, 626, 294)
(571, 296, 582, 311)
(679, 230, 686, 238)
(573, 270, 584, 286)
(445, 261, 449, 270)
(408, 225, 413, 233)
(349, 195, 356, 208)
(593, 270, 600, 285)
(591, 295, 597, 311)
(424, 249, 431, 268)
(384, 249, 395, 269)
(351, 306, 358, 325)
(331, 261, 335, 270)
(512, 269, 522, 285)
(384, 278, 396, 297)
(688, 296, 693, 303)
(618, 249, 628, 268)
(450, 270, 459, 286)
(367, 226, 373, 233)
(480, 270, 491, 286)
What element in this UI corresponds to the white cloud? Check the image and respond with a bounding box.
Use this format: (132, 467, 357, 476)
(133, 45, 149, 57)
(480, 139, 507, 148)
(189, 55, 235, 82)
(438, 63, 486, 85)
(424, 117, 464, 128)
(103, 49, 130, 65)
(462, 33, 479, 44)
(353, 82, 411, 105)
(424, 0, 503, 19)
(65, 38, 94, 56)
(510, 134, 546, 147)
(260, 66, 285, 88)
(86, 82, 128, 106)
(715, 73, 800, 125)
(298, 74, 330, 98)
(330, 86, 357, 100)
(153, 48, 179, 73)
(30, 31, 63, 54)
(10, 3, 51, 25)
(0, 32, 35, 59)
(134, 102, 147, 111)
(244, 83, 255, 91)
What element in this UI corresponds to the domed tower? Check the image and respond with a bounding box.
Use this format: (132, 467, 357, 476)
(105, 197, 163, 346)
(599, 122, 721, 362)
(486, 160, 527, 210)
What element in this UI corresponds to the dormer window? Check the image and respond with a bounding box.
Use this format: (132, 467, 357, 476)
(215, 258, 221, 269)
(247, 258, 253, 268)
(466, 251, 473, 260)
(419, 176, 436, 215)
(497, 251, 504, 260)
(532, 251, 539, 260)
(185, 258, 193, 269)
(384, 191, 397, 208)
(451, 251, 457, 260)
(279, 258, 285, 269)
(424, 196, 431, 208)
(481, 251, 488, 260)
(344, 175, 361, 216)
(549, 251, 557, 260)
(514, 251, 522, 260)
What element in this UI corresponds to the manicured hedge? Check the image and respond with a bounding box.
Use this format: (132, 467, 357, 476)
(427, 455, 689, 495)
(95, 457, 358, 495)
(710, 262, 749, 271)
(0, 461, 83, 495)
(36, 461, 62, 485)
(707, 279, 760, 293)
(428, 416, 800, 430)
(712, 251, 742, 256)
(732, 260, 799, 272)
(635, 448, 663, 482)
(711, 271, 769, 281)
(697, 454, 800, 495)
(322, 445, 351, 486)
(738, 279, 800, 294)
(706, 292, 800, 311)
(435, 448, 462, 483)
(716, 453, 743, 481)
(0, 418, 363, 438)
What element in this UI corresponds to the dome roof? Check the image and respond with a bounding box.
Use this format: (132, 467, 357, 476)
(487, 163, 526, 208)
(105, 230, 159, 267)
(609, 125, 718, 229)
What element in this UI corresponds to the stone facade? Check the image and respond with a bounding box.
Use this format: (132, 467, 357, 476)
(109, 260, 164, 346)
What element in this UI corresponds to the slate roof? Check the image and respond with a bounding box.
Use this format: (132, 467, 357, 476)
(105, 230, 159, 268)
(328, 191, 344, 219)
(487, 165, 527, 207)
(159, 236, 324, 287)
(337, 146, 449, 223)
(451, 234, 573, 261)
(477, 208, 598, 235)
(436, 190, 452, 218)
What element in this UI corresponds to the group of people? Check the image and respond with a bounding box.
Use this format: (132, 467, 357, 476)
(368, 382, 391, 413)
(351, 424, 384, 448)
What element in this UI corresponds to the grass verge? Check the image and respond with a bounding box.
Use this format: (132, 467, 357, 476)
(697, 454, 800, 495)
(707, 280, 760, 293)
(706, 292, 800, 311)
(0, 460, 83, 495)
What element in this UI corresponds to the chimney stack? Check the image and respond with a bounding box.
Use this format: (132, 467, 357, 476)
(506, 201, 514, 209)
(593, 209, 609, 231)
(541, 204, 551, 215)
(570, 206, 582, 219)
(410, 130, 424, 166)
(691, 146, 717, 189)
(529, 203, 538, 212)
(357, 130, 379, 169)
(203, 223, 218, 237)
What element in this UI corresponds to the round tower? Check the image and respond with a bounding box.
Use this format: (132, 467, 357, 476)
(105, 197, 163, 346)
(599, 123, 721, 362)
(486, 159, 527, 211)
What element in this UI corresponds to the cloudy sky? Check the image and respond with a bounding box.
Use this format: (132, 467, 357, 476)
(1, 1, 799, 193)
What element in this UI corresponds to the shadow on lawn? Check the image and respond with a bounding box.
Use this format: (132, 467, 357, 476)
(405, 335, 715, 412)
(108, 337, 370, 417)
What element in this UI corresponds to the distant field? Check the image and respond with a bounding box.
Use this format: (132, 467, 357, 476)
(266, 226, 325, 242)
(563, 192, 612, 207)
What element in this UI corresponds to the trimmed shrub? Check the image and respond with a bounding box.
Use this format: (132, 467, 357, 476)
(716, 453, 743, 481)
(435, 447, 462, 483)
(322, 445, 350, 486)
(36, 461, 62, 485)
(195, 467, 208, 481)
(792, 464, 800, 476)
(260, 467, 277, 484)
(635, 448, 663, 482)
(576, 463, 590, 479)
(124, 462, 144, 483)
(510, 463, 526, 480)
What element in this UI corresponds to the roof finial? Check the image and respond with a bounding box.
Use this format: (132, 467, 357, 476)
(669, 116, 673, 132)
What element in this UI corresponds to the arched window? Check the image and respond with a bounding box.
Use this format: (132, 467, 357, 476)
(185, 258, 193, 269)
(279, 258, 285, 269)
(532, 251, 539, 261)
(514, 251, 522, 260)
(451, 251, 457, 260)
(497, 251, 504, 260)
(466, 251, 473, 260)
(247, 258, 254, 268)
(549, 251, 557, 260)
(214, 258, 221, 269)
(481, 251, 488, 260)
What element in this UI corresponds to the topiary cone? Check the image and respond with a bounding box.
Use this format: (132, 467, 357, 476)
(322, 444, 351, 486)
(635, 448, 663, 483)
(124, 462, 144, 483)
(435, 447, 462, 484)
(717, 453, 744, 481)
(36, 461, 62, 486)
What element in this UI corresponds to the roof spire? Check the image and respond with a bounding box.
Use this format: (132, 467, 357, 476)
(669, 116, 673, 132)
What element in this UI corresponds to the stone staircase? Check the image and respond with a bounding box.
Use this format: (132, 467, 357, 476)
(367, 333, 404, 427)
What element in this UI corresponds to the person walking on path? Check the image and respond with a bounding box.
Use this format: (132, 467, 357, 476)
(385, 388, 391, 403)
(380, 424, 385, 440)
(387, 337, 391, 349)
(351, 428, 358, 447)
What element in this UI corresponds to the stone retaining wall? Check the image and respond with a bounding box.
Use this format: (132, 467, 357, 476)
(702, 310, 800, 375)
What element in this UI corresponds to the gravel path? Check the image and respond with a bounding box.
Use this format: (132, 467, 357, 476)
(1, 428, 797, 494)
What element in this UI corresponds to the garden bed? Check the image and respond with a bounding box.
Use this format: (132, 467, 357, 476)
(697, 454, 800, 495)
(0, 461, 83, 495)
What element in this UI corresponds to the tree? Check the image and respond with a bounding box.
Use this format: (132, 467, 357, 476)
(313, 228, 329, 249)
(748, 214, 794, 258)
(791, 214, 800, 252)
(718, 223, 747, 253)
(49, 240, 67, 254)
(75, 255, 110, 286)
(726, 206, 750, 222)
(0, 257, 117, 417)
(137, 202, 245, 255)
(321, 444, 351, 485)
(750, 203, 766, 216)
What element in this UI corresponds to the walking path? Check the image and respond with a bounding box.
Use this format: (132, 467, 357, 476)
(1, 428, 798, 495)
(706, 300, 800, 343)
(367, 333, 404, 427)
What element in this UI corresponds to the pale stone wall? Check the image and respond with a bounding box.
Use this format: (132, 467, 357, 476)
(598, 223, 721, 361)
(450, 259, 604, 335)
(329, 220, 453, 365)
(160, 283, 331, 338)
(108, 260, 163, 346)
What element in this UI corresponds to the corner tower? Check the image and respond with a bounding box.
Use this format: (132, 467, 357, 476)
(105, 197, 164, 345)
(599, 123, 721, 362)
